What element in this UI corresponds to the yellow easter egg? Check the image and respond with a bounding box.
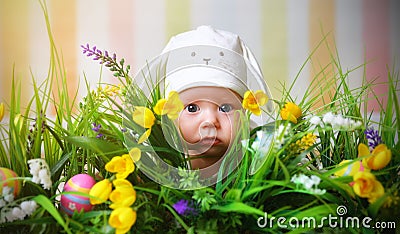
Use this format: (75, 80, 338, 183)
(334, 160, 366, 177)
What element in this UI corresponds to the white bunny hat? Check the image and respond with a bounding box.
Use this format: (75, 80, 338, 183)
(162, 25, 265, 98)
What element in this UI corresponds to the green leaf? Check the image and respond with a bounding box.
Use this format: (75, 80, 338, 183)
(213, 202, 265, 217)
(33, 195, 72, 234)
(64, 136, 125, 157)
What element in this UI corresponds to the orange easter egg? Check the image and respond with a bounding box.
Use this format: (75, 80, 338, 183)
(0, 167, 21, 197)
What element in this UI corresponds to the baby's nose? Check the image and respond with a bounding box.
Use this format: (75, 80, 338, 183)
(199, 121, 217, 138)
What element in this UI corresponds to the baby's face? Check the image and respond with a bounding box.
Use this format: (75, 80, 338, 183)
(177, 86, 243, 169)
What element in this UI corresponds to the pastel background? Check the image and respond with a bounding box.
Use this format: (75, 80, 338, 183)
(0, 0, 399, 114)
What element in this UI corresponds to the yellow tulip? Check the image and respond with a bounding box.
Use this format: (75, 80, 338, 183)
(242, 90, 268, 116)
(362, 144, 391, 170)
(105, 154, 135, 179)
(0, 103, 4, 122)
(109, 207, 137, 234)
(358, 143, 370, 157)
(129, 147, 141, 162)
(89, 179, 112, 205)
(280, 102, 302, 124)
(109, 179, 136, 209)
(154, 91, 184, 119)
(132, 106, 156, 143)
(132, 106, 155, 129)
(353, 171, 384, 203)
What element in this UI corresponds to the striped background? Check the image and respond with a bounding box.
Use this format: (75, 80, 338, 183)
(0, 0, 399, 114)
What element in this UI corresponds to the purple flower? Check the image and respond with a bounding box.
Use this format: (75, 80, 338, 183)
(81, 43, 130, 78)
(81, 44, 116, 67)
(365, 127, 382, 149)
(172, 199, 195, 216)
(92, 123, 104, 138)
(92, 123, 101, 132)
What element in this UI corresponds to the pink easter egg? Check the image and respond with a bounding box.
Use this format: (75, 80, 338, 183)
(60, 174, 96, 216)
(0, 167, 21, 197)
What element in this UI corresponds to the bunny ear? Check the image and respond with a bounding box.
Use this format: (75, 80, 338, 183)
(239, 39, 275, 111)
(239, 40, 263, 79)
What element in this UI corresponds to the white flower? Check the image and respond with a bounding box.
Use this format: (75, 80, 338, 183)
(27, 159, 42, 176)
(291, 173, 326, 195)
(11, 207, 25, 220)
(39, 169, 51, 189)
(310, 175, 321, 185)
(0, 200, 38, 224)
(27, 158, 52, 190)
(5, 208, 17, 222)
(41, 178, 52, 190)
(322, 112, 335, 124)
(291, 174, 308, 184)
(20, 200, 37, 216)
(310, 188, 326, 195)
(4, 193, 14, 203)
(303, 179, 314, 190)
(0, 199, 6, 208)
(309, 116, 322, 126)
(321, 112, 362, 131)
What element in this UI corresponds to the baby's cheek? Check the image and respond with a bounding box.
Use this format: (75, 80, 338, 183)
(227, 114, 241, 135)
(177, 118, 198, 143)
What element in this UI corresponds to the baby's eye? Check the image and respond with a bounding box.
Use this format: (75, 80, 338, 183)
(219, 104, 233, 113)
(185, 104, 199, 113)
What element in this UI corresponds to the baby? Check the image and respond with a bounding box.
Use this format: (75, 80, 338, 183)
(161, 26, 272, 171)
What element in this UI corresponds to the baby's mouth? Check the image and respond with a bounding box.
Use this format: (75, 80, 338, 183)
(199, 137, 220, 146)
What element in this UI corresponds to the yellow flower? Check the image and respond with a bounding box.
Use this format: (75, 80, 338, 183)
(109, 179, 136, 209)
(288, 133, 317, 155)
(358, 143, 370, 157)
(300, 133, 317, 149)
(132, 106, 155, 128)
(129, 147, 141, 162)
(97, 84, 121, 98)
(109, 207, 137, 234)
(132, 106, 156, 143)
(154, 91, 184, 119)
(105, 154, 135, 179)
(242, 90, 268, 116)
(353, 171, 384, 203)
(0, 103, 4, 122)
(359, 143, 391, 170)
(89, 179, 112, 205)
(280, 102, 302, 124)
